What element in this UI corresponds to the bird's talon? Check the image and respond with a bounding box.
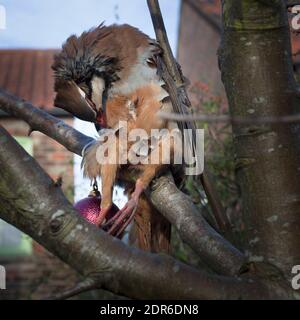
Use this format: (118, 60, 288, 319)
(105, 198, 138, 236)
(96, 206, 111, 227)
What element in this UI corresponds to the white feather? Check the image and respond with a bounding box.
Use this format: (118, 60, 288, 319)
(91, 76, 105, 111)
(109, 47, 167, 102)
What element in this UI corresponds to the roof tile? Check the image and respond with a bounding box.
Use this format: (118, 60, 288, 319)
(0, 49, 58, 111)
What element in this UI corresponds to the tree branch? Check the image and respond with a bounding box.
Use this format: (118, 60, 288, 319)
(158, 110, 300, 124)
(0, 88, 245, 276)
(0, 88, 93, 155)
(0, 125, 291, 299)
(45, 278, 97, 300)
(147, 0, 231, 235)
(149, 174, 245, 275)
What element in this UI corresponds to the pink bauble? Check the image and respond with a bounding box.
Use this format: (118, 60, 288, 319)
(74, 195, 119, 226)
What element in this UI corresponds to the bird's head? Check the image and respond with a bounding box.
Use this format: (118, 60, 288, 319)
(52, 25, 119, 129)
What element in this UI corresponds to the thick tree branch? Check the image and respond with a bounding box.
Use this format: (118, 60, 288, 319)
(0, 125, 292, 299)
(0, 88, 93, 155)
(0, 88, 245, 275)
(149, 174, 245, 275)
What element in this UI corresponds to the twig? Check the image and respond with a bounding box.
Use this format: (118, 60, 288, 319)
(46, 278, 97, 300)
(159, 110, 300, 124)
(147, 0, 230, 234)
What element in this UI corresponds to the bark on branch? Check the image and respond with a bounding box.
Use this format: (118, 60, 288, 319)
(0, 125, 291, 299)
(219, 0, 300, 279)
(147, 0, 232, 236)
(0, 88, 93, 155)
(0, 88, 245, 276)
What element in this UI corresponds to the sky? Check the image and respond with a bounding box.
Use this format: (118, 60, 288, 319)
(0, 0, 180, 51)
(0, 0, 181, 204)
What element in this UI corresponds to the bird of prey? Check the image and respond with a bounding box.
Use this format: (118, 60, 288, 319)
(52, 24, 189, 239)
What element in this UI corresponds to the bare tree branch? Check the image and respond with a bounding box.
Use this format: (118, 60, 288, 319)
(0, 88, 93, 155)
(0, 125, 292, 299)
(149, 174, 245, 275)
(158, 110, 300, 124)
(147, 0, 231, 236)
(0, 88, 245, 276)
(45, 278, 97, 300)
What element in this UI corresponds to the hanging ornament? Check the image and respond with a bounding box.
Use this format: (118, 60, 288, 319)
(74, 180, 119, 227)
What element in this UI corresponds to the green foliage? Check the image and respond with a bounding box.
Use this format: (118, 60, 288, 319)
(201, 98, 244, 241)
(171, 83, 245, 265)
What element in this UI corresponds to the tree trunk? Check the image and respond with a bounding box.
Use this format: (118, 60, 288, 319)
(219, 0, 300, 279)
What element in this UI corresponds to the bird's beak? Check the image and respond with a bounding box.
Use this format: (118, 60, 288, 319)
(96, 109, 107, 128)
(54, 80, 97, 122)
(90, 76, 108, 128)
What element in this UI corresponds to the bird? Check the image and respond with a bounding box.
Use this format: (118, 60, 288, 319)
(52, 24, 190, 245)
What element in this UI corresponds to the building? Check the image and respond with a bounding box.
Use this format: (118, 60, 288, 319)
(177, 0, 300, 108)
(178, 0, 223, 106)
(0, 49, 78, 299)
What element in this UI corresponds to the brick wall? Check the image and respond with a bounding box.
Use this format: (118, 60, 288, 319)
(0, 243, 79, 300)
(0, 117, 80, 300)
(0, 118, 74, 199)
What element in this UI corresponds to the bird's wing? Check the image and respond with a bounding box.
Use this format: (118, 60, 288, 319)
(150, 40, 201, 176)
